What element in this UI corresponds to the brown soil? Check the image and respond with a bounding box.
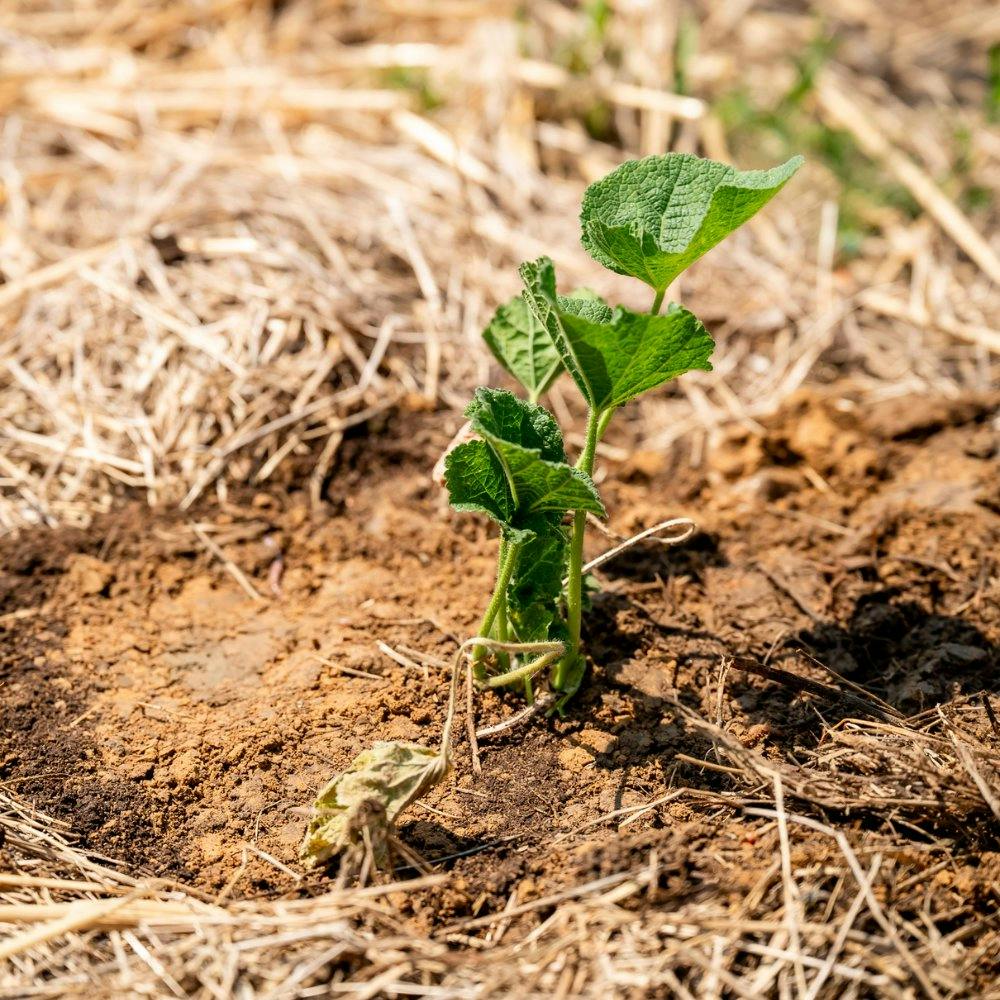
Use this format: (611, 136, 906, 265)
(2, 390, 998, 974)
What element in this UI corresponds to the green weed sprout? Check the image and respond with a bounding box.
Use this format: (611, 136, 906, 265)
(447, 152, 802, 706)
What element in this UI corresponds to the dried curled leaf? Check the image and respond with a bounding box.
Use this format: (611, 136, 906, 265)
(300, 741, 448, 868)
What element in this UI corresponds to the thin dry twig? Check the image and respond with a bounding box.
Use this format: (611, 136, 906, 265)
(190, 523, 265, 602)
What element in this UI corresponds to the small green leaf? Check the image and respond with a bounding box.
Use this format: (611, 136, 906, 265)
(482, 296, 562, 403)
(509, 603, 555, 644)
(580, 153, 803, 290)
(508, 527, 567, 612)
(446, 389, 606, 535)
(558, 304, 714, 411)
(520, 257, 714, 412)
(466, 387, 564, 463)
(507, 527, 568, 642)
(466, 388, 603, 520)
(486, 439, 605, 520)
(444, 440, 512, 525)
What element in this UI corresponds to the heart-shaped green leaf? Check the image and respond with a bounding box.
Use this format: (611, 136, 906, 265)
(580, 153, 803, 291)
(445, 389, 605, 538)
(520, 257, 715, 413)
(482, 296, 563, 403)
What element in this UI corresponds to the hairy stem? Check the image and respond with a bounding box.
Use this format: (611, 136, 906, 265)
(473, 540, 519, 676)
(576, 405, 602, 477)
(554, 407, 602, 691)
(496, 573, 508, 643)
(495, 551, 510, 672)
(596, 404, 617, 440)
(552, 285, 662, 696)
(483, 647, 563, 688)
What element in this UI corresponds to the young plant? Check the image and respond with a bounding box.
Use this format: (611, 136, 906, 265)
(444, 387, 604, 692)
(300, 153, 802, 871)
(450, 151, 802, 703)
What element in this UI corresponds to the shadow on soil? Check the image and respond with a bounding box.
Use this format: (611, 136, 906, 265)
(795, 591, 998, 715)
(574, 585, 998, 821)
(587, 529, 728, 584)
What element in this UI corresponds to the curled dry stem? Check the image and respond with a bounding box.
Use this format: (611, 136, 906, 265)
(479, 642, 565, 689)
(582, 517, 696, 575)
(475, 693, 555, 739)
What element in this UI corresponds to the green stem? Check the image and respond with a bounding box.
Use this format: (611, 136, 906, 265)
(473, 539, 519, 676)
(484, 648, 563, 688)
(554, 407, 602, 691)
(495, 557, 510, 672)
(551, 287, 665, 696)
(496, 589, 508, 641)
(556, 508, 588, 691)
(575, 406, 602, 477)
(490, 537, 508, 643)
(596, 404, 617, 441)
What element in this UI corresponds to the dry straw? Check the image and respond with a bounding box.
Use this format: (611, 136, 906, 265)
(1, 0, 996, 534)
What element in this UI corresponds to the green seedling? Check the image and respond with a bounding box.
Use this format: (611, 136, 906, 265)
(444, 387, 603, 688)
(455, 151, 801, 705)
(301, 153, 802, 875)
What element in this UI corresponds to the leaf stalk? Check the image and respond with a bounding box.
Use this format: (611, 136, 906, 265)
(473, 539, 520, 675)
(555, 406, 602, 691)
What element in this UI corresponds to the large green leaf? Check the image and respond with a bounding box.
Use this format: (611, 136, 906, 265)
(520, 257, 715, 413)
(482, 296, 563, 403)
(445, 389, 605, 539)
(580, 153, 803, 291)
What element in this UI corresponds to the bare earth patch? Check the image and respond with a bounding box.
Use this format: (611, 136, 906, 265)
(2, 391, 998, 995)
